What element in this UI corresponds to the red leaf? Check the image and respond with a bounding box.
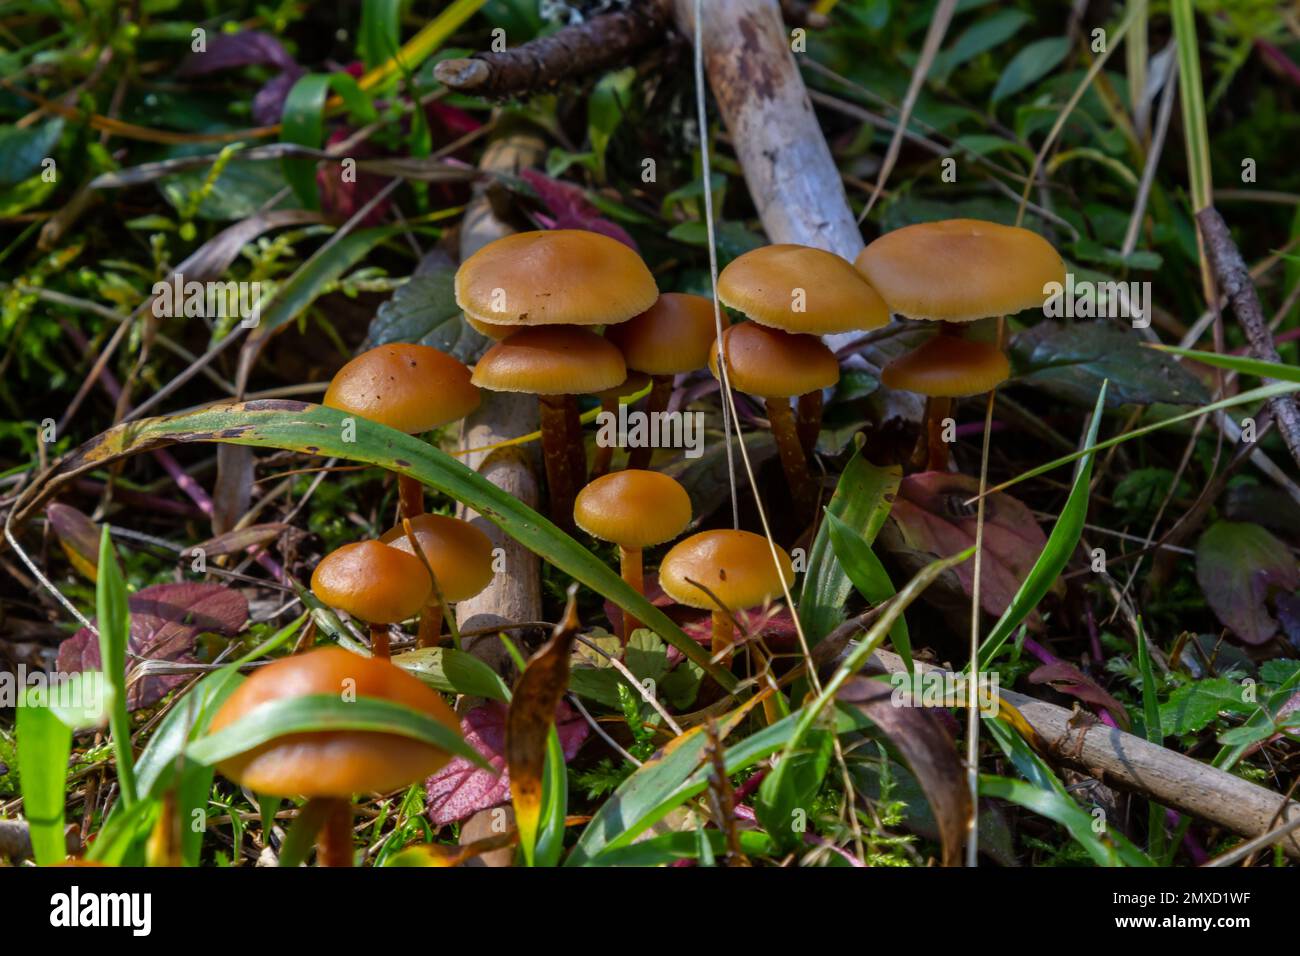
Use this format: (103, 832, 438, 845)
(177, 31, 297, 76)
(519, 169, 638, 250)
(1028, 661, 1130, 730)
(884, 471, 1050, 621)
(1195, 520, 1300, 645)
(316, 129, 391, 227)
(425, 701, 588, 826)
(56, 583, 249, 710)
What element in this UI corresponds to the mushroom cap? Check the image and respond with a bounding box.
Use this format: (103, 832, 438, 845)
(574, 470, 692, 548)
(854, 219, 1066, 322)
(463, 312, 517, 341)
(880, 333, 1010, 397)
(323, 343, 480, 434)
(454, 229, 658, 326)
(718, 244, 889, 334)
(709, 322, 840, 398)
(379, 514, 495, 603)
(311, 540, 432, 624)
(209, 647, 460, 797)
(659, 530, 794, 611)
(471, 325, 627, 395)
(605, 293, 723, 374)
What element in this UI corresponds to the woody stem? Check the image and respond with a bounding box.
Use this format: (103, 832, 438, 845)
(711, 609, 734, 665)
(765, 397, 818, 518)
(795, 389, 823, 458)
(369, 623, 390, 661)
(618, 545, 644, 640)
(416, 599, 443, 649)
(626, 374, 672, 470)
(397, 473, 424, 519)
(590, 398, 618, 479)
(538, 395, 580, 531)
(925, 396, 953, 472)
(314, 797, 354, 867)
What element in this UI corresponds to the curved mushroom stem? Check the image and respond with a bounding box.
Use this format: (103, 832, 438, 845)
(626, 374, 672, 470)
(924, 396, 954, 472)
(711, 609, 735, 666)
(416, 599, 443, 649)
(590, 397, 619, 479)
(397, 474, 424, 519)
(369, 623, 390, 660)
(538, 395, 580, 531)
(313, 797, 354, 867)
(618, 545, 644, 640)
(765, 397, 818, 517)
(795, 389, 823, 458)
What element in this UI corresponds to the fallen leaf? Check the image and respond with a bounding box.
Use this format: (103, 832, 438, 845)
(425, 701, 588, 826)
(519, 168, 637, 250)
(1028, 661, 1130, 729)
(880, 471, 1051, 622)
(46, 502, 99, 582)
(57, 583, 249, 710)
(1196, 520, 1300, 645)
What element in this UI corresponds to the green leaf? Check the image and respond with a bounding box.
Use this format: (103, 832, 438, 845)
(1160, 678, 1255, 735)
(755, 728, 834, 852)
(393, 646, 510, 701)
(30, 400, 735, 688)
(992, 37, 1070, 103)
(281, 73, 378, 207)
(366, 267, 489, 362)
(187, 694, 490, 770)
(359, 0, 404, 71)
(1196, 521, 1299, 645)
(931, 10, 1031, 81)
(825, 511, 911, 667)
(977, 382, 1107, 668)
(0, 119, 63, 186)
(799, 451, 900, 643)
(587, 67, 636, 182)
(1153, 345, 1300, 384)
(534, 725, 568, 867)
(97, 527, 138, 806)
(1133, 617, 1166, 858)
(16, 687, 73, 864)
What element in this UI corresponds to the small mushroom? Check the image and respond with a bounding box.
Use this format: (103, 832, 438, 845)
(574, 469, 692, 638)
(718, 244, 888, 455)
(209, 647, 461, 866)
(854, 218, 1065, 469)
(604, 292, 723, 469)
(658, 529, 794, 663)
(472, 325, 627, 529)
(323, 343, 480, 519)
(310, 540, 432, 660)
(709, 322, 840, 517)
(380, 514, 495, 648)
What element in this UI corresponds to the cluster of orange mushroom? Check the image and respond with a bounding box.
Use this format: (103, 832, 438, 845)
(208, 219, 1064, 865)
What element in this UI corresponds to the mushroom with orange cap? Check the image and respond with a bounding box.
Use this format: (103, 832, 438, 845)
(311, 540, 431, 660)
(472, 325, 627, 529)
(659, 530, 795, 662)
(854, 218, 1066, 470)
(709, 322, 839, 517)
(380, 513, 495, 648)
(605, 292, 723, 469)
(574, 469, 692, 638)
(324, 343, 480, 520)
(208, 647, 461, 866)
(719, 244, 889, 456)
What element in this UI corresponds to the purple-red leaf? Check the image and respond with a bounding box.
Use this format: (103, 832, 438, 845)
(520, 169, 638, 250)
(425, 701, 588, 826)
(177, 31, 297, 76)
(46, 502, 99, 581)
(1196, 520, 1300, 645)
(56, 582, 249, 710)
(1028, 661, 1130, 729)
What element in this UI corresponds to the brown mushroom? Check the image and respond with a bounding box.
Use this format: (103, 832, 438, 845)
(310, 540, 432, 660)
(379, 514, 495, 648)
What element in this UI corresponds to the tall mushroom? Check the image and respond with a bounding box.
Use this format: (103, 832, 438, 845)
(379, 514, 495, 648)
(604, 292, 722, 469)
(323, 343, 480, 519)
(209, 647, 461, 867)
(718, 244, 888, 455)
(854, 218, 1066, 470)
(573, 469, 692, 639)
(471, 325, 627, 528)
(658, 529, 794, 664)
(311, 540, 431, 660)
(709, 322, 840, 517)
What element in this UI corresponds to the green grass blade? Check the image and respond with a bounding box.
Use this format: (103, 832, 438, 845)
(15, 687, 73, 864)
(1170, 0, 1212, 212)
(825, 510, 911, 669)
(533, 725, 568, 867)
(1133, 616, 1167, 858)
(96, 526, 138, 806)
(1150, 345, 1300, 383)
(977, 382, 1108, 668)
(281, 72, 378, 207)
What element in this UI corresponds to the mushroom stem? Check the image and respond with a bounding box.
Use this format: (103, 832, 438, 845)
(538, 395, 580, 530)
(711, 609, 734, 665)
(397, 474, 424, 519)
(618, 545, 644, 639)
(589, 397, 619, 479)
(924, 396, 953, 472)
(795, 389, 823, 458)
(313, 797, 354, 867)
(626, 374, 672, 470)
(369, 623, 391, 660)
(765, 397, 818, 517)
(416, 600, 443, 649)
